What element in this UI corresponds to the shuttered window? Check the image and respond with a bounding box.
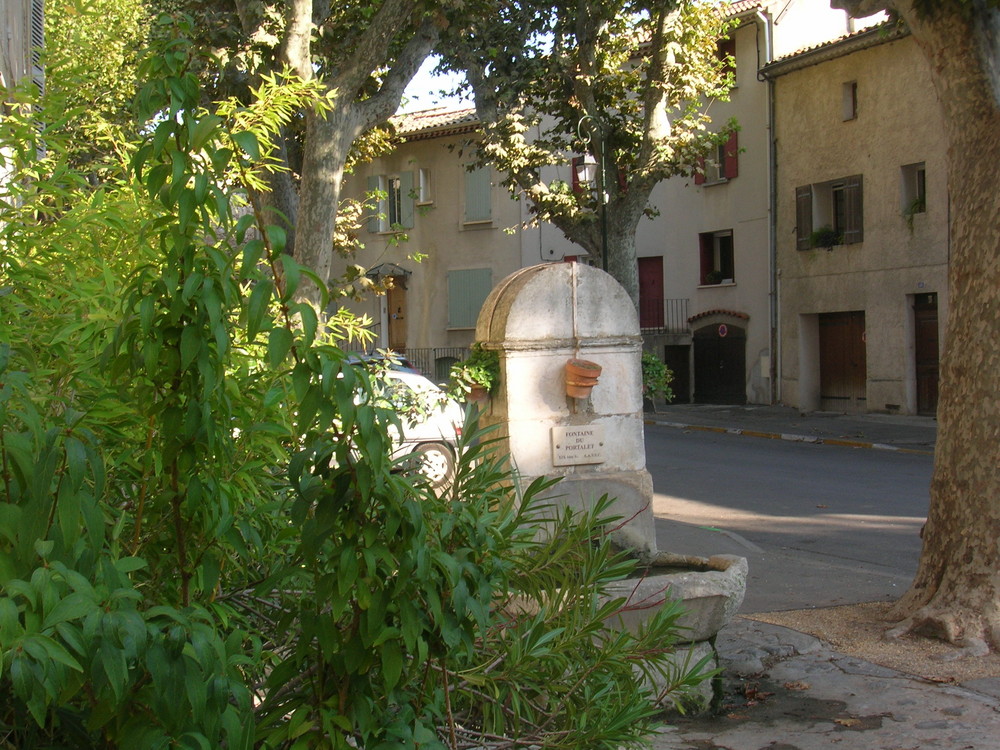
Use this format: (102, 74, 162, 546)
(30, 0, 44, 95)
(695, 130, 738, 185)
(796, 175, 863, 249)
(447, 268, 492, 329)
(795, 185, 813, 250)
(841, 174, 863, 244)
(365, 172, 415, 233)
(463, 166, 492, 223)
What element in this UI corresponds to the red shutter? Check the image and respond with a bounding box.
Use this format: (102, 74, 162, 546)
(724, 131, 739, 180)
(843, 174, 864, 244)
(699, 232, 713, 283)
(694, 157, 706, 185)
(795, 185, 813, 250)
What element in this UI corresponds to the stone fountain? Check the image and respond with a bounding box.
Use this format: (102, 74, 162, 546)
(474, 262, 747, 711)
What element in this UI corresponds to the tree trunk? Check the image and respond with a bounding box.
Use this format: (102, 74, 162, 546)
(884, 3, 1000, 651)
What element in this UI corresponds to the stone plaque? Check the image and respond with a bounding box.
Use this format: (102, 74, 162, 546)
(551, 425, 606, 466)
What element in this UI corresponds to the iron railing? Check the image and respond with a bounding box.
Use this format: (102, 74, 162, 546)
(403, 347, 471, 384)
(639, 298, 689, 334)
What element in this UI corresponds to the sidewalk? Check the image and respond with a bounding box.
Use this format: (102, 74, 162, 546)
(642, 405, 1000, 748)
(651, 618, 1000, 749)
(646, 402, 936, 455)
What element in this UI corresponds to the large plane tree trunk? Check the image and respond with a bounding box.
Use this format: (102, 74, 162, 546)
(874, 2, 1000, 651)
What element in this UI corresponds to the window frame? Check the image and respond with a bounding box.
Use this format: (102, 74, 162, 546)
(795, 175, 863, 249)
(900, 162, 927, 216)
(842, 81, 858, 121)
(462, 164, 494, 225)
(695, 130, 739, 186)
(699, 229, 735, 286)
(366, 171, 415, 233)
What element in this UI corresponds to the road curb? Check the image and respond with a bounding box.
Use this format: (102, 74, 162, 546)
(645, 418, 934, 456)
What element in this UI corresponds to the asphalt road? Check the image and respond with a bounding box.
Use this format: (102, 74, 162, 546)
(644, 423, 934, 613)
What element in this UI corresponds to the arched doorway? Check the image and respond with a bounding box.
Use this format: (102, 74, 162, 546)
(693, 320, 747, 405)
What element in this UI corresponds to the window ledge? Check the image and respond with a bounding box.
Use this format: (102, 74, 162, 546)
(702, 177, 730, 187)
(698, 281, 736, 289)
(462, 220, 495, 229)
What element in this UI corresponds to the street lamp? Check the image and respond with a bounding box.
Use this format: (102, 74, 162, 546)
(576, 115, 609, 272)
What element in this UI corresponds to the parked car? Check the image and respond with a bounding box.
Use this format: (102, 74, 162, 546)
(368, 367, 464, 489)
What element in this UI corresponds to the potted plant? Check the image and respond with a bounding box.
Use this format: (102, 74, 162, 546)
(641, 352, 674, 412)
(809, 226, 842, 250)
(448, 343, 500, 401)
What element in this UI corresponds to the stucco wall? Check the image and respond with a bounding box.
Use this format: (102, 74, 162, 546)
(338, 132, 524, 354)
(773, 33, 949, 414)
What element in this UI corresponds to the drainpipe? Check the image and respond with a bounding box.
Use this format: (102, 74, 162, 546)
(756, 9, 778, 405)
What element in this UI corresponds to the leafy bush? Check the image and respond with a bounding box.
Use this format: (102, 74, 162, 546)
(642, 352, 675, 403)
(448, 342, 501, 398)
(0, 15, 709, 749)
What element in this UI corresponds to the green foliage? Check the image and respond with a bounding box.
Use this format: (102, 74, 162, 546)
(448, 342, 502, 397)
(641, 352, 674, 403)
(441, 0, 735, 290)
(809, 226, 843, 250)
(0, 13, 710, 749)
(44, 0, 148, 172)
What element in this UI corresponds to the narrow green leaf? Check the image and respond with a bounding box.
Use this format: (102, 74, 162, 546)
(245, 279, 273, 341)
(231, 131, 260, 161)
(180, 326, 202, 371)
(381, 640, 403, 691)
(267, 327, 293, 367)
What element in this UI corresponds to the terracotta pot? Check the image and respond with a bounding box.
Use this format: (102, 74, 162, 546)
(565, 358, 601, 398)
(468, 384, 489, 402)
(565, 358, 603, 380)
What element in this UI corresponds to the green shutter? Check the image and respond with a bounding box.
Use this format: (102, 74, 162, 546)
(399, 171, 415, 228)
(366, 175, 380, 233)
(448, 269, 492, 328)
(464, 167, 492, 223)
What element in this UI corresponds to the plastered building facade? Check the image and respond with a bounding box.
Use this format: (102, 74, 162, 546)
(338, 1, 946, 416)
(764, 27, 948, 415)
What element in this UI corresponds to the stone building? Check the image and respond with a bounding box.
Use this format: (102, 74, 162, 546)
(763, 25, 948, 415)
(337, 1, 927, 413)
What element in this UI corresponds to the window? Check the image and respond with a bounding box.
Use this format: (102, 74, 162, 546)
(795, 175, 863, 249)
(842, 81, 858, 121)
(463, 165, 492, 224)
(418, 167, 432, 204)
(30, 0, 44, 96)
(366, 172, 415, 232)
(447, 268, 492, 328)
(695, 130, 738, 185)
(699, 230, 734, 285)
(717, 36, 736, 85)
(900, 162, 926, 216)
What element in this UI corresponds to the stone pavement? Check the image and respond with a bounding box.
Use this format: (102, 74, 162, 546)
(642, 405, 1000, 749)
(653, 618, 1000, 750)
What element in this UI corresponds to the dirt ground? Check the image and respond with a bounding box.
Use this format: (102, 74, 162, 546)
(745, 601, 1000, 683)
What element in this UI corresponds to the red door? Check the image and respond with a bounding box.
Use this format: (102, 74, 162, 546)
(638, 256, 664, 329)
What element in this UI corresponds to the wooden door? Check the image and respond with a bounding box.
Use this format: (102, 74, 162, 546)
(914, 294, 939, 416)
(819, 311, 867, 412)
(387, 277, 407, 352)
(693, 324, 746, 404)
(638, 256, 664, 329)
